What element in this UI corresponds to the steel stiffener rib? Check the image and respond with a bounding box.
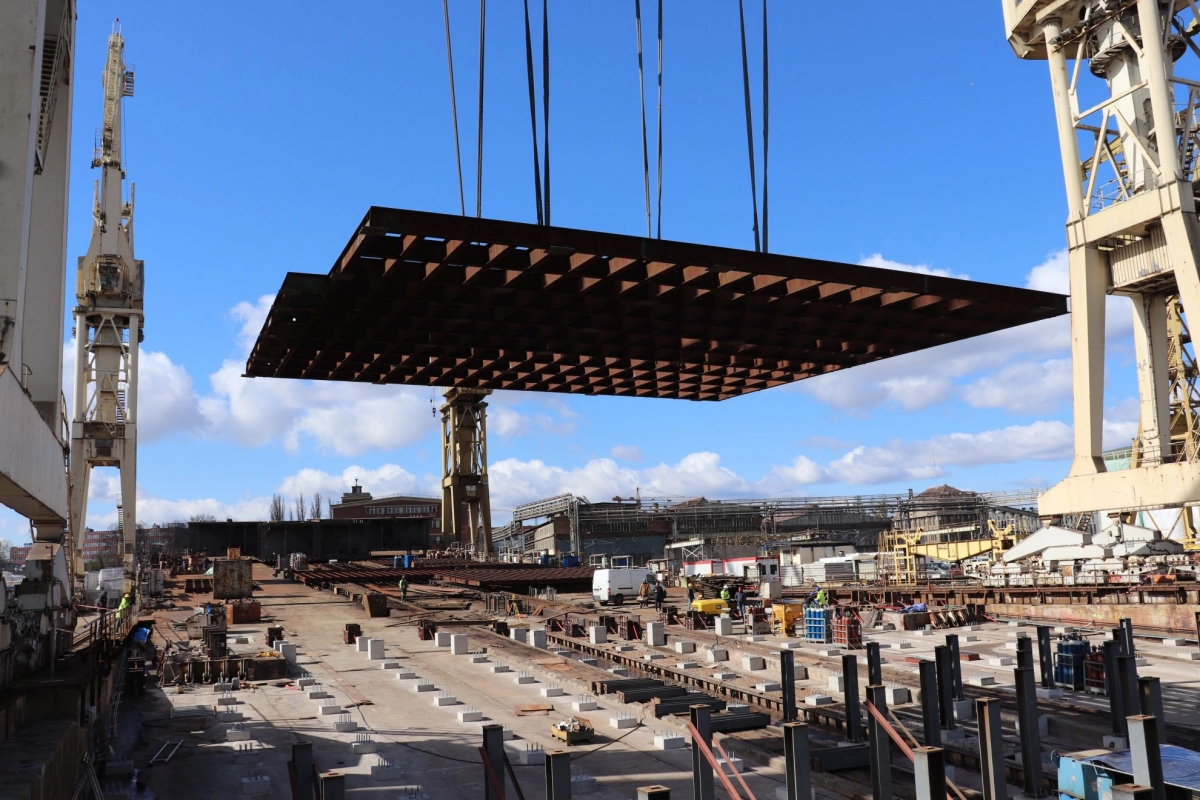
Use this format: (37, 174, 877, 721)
(245, 207, 1067, 401)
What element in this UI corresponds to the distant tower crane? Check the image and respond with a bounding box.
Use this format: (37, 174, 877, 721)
(1002, 0, 1200, 523)
(69, 23, 142, 589)
(440, 388, 493, 556)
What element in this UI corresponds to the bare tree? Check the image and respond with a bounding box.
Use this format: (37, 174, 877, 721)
(295, 493, 307, 522)
(269, 493, 285, 522)
(310, 493, 323, 520)
(189, 513, 216, 522)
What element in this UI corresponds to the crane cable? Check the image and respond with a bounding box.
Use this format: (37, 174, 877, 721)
(655, 0, 663, 239)
(636, 0, 651, 237)
(522, 0, 544, 224)
(542, 0, 551, 225)
(761, 0, 769, 252)
(476, 0, 486, 218)
(737, 0, 761, 253)
(442, 0, 466, 216)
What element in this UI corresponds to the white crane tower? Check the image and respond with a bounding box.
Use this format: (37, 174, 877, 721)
(1002, 0, 1200, 524)
(69, 23, 142, 588)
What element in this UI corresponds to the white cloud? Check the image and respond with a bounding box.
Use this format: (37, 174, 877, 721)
(277, 464, 437, 500)
(1025, 249, 1069, 293)
(961, 358, 1073, 414)
(858, 253, 969, 281)
(766, 455, 828, 490)
(610, 444, 643, 462)
(1102, 398, 1139, 449)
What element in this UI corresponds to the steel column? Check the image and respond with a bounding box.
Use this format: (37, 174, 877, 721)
(292, 742, 313, 800)
(1016, 635, 1034, 671)
(319, 772, 346, 800)
(866, 641, 882, 685)
(977, 698, 1007, 800)
(945, 634, 964, 700)
(1120, 618, 1135, 655)
(1126, 714, 1165, 800)
(781, 649, 798, 723)
(1194, 610, 1200, 652)
(913, 746, 947, 800)
(1036, 626, 1055, 689)
(867, 685, 893, 800)
(934, 645, 955, 730)
(1119, 655, 1142, 740)
(1112, 786, 1155, 800)
(918, 660, 941, 747)
(545, 750, 572, 800)
(690, 705, 714, 800)
(637, 788, 671, 800)
(1136, 677, 1167, 746)
(842, 653, 863, 743)
(782, 722, 812, 800)
(483, 723, 507, 800)
(1015, 666, 1044, 797)
(1103, 639, 1126, 736)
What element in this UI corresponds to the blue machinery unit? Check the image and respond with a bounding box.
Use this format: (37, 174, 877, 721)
(1056, 751, 1117, 800)
(1057, 745, 1200, 799)
(1054, 635, 1090, 691)
(804, 607, 832, 643)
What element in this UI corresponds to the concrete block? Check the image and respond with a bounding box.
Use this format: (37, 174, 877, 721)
(241, 775, 271, 796)
(614, 644, 634, 652)
(436, 631, 453, 647)
(885, 686, 911, 705)
(644, 653, 665, 661)
(655, 733, 687, 749)
(942, 727, 968, 742)
(707, 647, 729, 662)
(381, 661, 402, 670)
(713, 671, 737, 681)
(279, 642, 297, 664)
(716, 756, 744, 774)
(233, 747, 261, 765)
(371, 765, 404, 781)
(675, 640, 697, 654)
(777, 640, 804, 649)
(356, 636, 370, 652)
(608, 667, 629, 677)
(743, 655, 765, 671)
(714, 617, 734, 636)
(449, 634, 469, 655)
(1036, 687, 1064, 700)
(218, 696, 240, 706)
(953, 698, 974, 721)
(646, 622, 666, 647)
(580, 657, 599, 667)
(827, 675, 844, 693)
(491, 664, 512, 673)
(1103, 735, 1128, 750)
(334, 720, 357, 732)
(676, 661, 699, 670)
(510, 747, 546, 766)
(394, 670, 418, 680)
(804, 695, 833, 706)
(916, 629, 936, 637)
(610, 715, 637, 729)
(230, 635, 250, 645)
(589, 626, 608, 644)
(515, 674, 536, 684)
(894, 642, 912, 649)
(726, 703, 750, 714)
(433, 695, 458, 706)
(214, 682, 233, 692)
(510, 627, 528, 644)
(1135, 657, 1149, 667)
(573, 699, 597, 712)
(757, 682, 782, 692)
(541, 686, 564, 697)
(530, 629, 547, 649)
(368, 639, 385, 660)
(298, 677, 316, 687)
(963, 635, 979, 643)
(817, 649, 841, 657)
(968, 676, 995, 687)
(552, 649, 573, 657)
(226, 729, 251, 742)
(1176, 651, 1200, 661)
(413, 681, 436, 692)
(470, 654, 490, 663)
(307, 690, 329, 700)
(319, 704, 343, 715)
(571, 774, 597, 793)
(458, 709, 483, 722)
(1164, 638, 1188, 646)
(793, 665, 809, 680)
(1009, 621, 1027, 627)
(217, 711, 244, 723)
(352, 740, 377, 754)
(988, 657, 1015, 667)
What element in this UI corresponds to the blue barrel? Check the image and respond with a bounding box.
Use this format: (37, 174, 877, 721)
(403, 554, 415, 568)
(393, 556, 403, 569)
(562, 555, 580, 568)
(540, 554, 551, 566)
(1055, 638, 1087, 689)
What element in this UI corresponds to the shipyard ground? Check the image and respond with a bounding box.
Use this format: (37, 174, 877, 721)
(113, 563, 1200, 799)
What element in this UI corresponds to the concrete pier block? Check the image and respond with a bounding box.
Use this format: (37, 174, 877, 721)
(217, 711, 244, 723)
(516, 674, 536, 684)
(580, 657, 599, 667)
(707, 647, 729, 662)
(226, 729, 251, 742)
(644, 653, 665, 661)
(953, 698, 975, 720)
(334, 720, 357, 732)
(610, 715, 637, 729)
(817, 649, 841, 657)
(885, 686, 911, 705)
(319, 704, 343, 715)
(507, 745, 545, 766)
(804, 695, 833, 706)
(530, 629, 547, 649)
(381, 661, 401, 670)
(713, 671, 737, 681)
(1176, 651, 1200, 661)
(298, 677, 316, 687)
(988, 656, 1014, 666)
(413, 681, 436, 692)
(743, 655, 765, 671)
(777, 641, 804, 650)
(676, 661, 699, 670)
(540, 686, 564, 697)
(745, 635, 765, 643)
(433, 695, 458, 706)
(241, 775, 271, 795)
(470, 654, 490, 663)
(491, 664, 512, 673)
(450, 634, 469, 655)
(214, 682, 233, 692)
(716, 756, 744, 774)
(510, 627, 529, 644)
(894, 642, 912, 649)
(1035, 687, 1063, 700)
(646, 622, 666, 647)
(393, 670, 417, 680)
(655, 733, 686, 749)
(371, 765, 404, 781)
(714, 617, 734, 636)
(608, 667, 629, 677)
(968, 676, 996, 687)
(307, 689, 329, 700)
(356, 636, 370, 652)
(1164, 638, 1188, 646)
(436, 631, 453, 647)
(218, 696, 240, 706)
(827, 675, 844, 692)
(352, 740, 377, 754)
(573, 699, 597, 712)
(675, 640, 696, 654)
(458, 709, 483, 722)
(589, 626, 607, 644)
(367, 639, 385, 660)
(279, 642, 297, 664)
(757, 682, 782, 693)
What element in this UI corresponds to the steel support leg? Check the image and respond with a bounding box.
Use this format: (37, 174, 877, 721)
(319, 772, 346, 800)
(781, 649, 797, 723)
(1194, 610, 1200, 652)
(782, 722, 812, 800)
(913, 746, 947, 800)
(1126, 714, 1166, 800)
(483, 723, 507, 800)
(918, 660, 941, 747)
(1119, 655, 1142, 738)
(977, 698, 1007, 800)
(1121, 618, 1135, 655)
(545, 750, 571, 800)
(636, 788, 671, 800)
(690, 705, 714, 800)
(1103, 639, 1126, 736)
(1016, 635, 1034, 671)
(842, 653, 863, 743)
(1015, 666, 1044, 797)
(866, 641, 882, 685)
(1112, 785, 1155, 800)
(291, 742, 313, 800)
(1136, 677, 1167, 747)
(934, 645, 955, 730)
(945, 634, 964, 700)
(867, 685, 893, 800)
(1037, 626, 1055, 689)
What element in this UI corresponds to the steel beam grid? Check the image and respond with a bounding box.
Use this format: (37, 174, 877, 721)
(246, 207, 1066, 401)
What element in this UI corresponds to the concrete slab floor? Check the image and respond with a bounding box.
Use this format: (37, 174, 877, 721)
(130, 568, 792, 799)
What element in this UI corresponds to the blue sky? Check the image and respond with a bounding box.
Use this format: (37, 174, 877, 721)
(3, 2, 1149, 541)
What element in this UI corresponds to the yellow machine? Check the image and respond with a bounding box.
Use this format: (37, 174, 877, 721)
(771, 600, 805, 636)
(690, 598, 730, 616)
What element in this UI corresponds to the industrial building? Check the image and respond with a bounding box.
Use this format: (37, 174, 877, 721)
(4, 2, 1200, 800)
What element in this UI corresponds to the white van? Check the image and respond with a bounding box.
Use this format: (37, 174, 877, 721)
(592, 568, 655, 606)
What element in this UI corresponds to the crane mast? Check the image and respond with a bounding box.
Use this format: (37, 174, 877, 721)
(69, 22, 141, 592)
